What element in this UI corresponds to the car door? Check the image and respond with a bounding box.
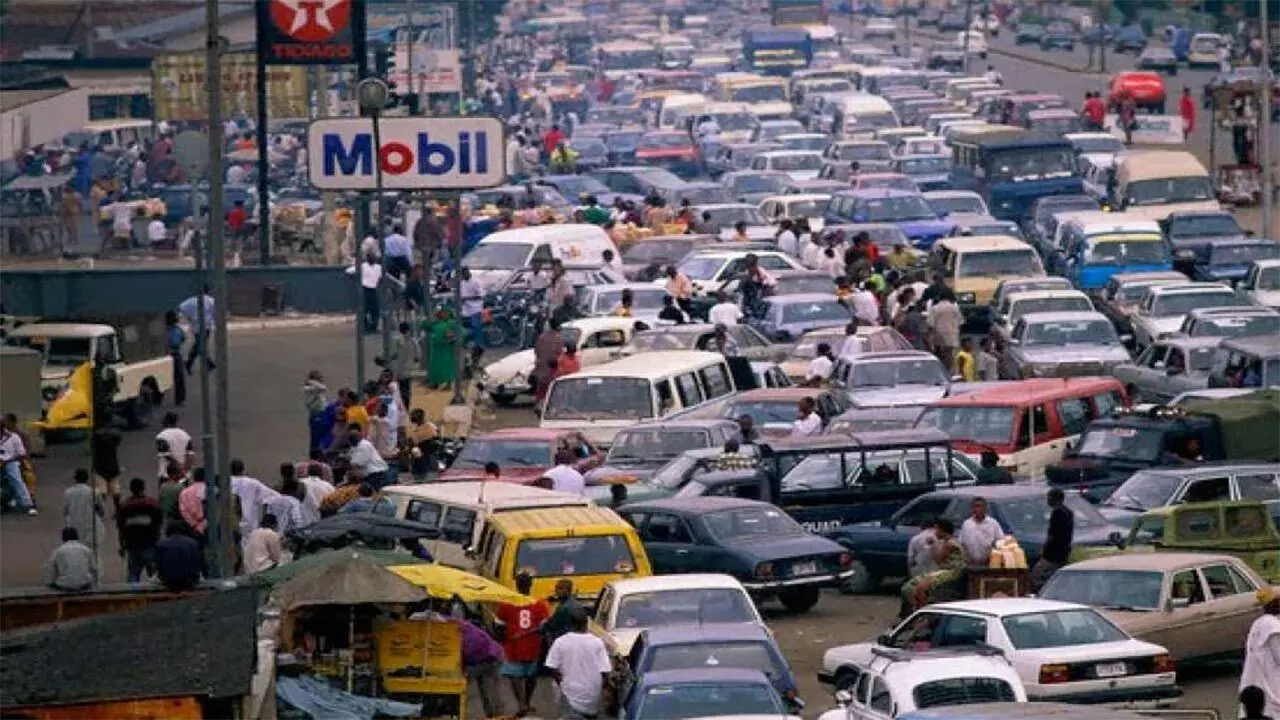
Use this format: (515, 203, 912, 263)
(1127, 344, 1169, 400)
(582, 328, 628, 367)
(1157, 346, 1204, 402)
(1143, 567, 1212, 657)
(856, 497, 959, 579)
(1193, 562, 1262, 658)
(636, 511, 700, 574)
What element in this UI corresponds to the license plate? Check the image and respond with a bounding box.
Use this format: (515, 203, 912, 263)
(792, 561, 817, 576)
(1095, 662, 1128, 678)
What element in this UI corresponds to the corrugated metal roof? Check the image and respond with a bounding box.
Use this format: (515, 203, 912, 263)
(0, 88, 72, 114)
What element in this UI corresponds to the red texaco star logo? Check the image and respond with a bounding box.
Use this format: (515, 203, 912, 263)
(270, 0, 351, 42)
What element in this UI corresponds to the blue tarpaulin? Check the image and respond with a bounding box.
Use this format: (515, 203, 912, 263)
(277, 675, 421, 720)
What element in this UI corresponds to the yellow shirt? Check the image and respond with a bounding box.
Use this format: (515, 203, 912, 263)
(955, 350, 976, 382)
(345, 405, 370, 433)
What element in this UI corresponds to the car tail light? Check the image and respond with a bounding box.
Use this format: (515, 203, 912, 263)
(838, 552, 853, 568)
(755, 562, 774, 579)
(1039, 664, 1070, 684)
(1153, 654, 1175, 674)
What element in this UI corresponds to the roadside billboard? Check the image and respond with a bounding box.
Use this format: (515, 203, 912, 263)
(152, 52, 309, 122)
(308, 117, 506, 191)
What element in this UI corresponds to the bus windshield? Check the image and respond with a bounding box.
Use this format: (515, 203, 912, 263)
(985, 147, 1076, 182)
(544, 377, 653, 421)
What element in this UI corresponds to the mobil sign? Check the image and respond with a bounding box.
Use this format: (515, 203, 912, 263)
(308, 117, 505, 191)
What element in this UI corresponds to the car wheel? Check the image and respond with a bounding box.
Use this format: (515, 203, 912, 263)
(839, 559, 879, 594)
(779, 586, 821, 613)
(490, 391, 518, 407)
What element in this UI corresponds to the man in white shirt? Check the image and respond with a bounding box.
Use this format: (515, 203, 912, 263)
(851, 282, 880, 325)
(146, 217, 167, 247)
(228, 459, 281, 541)
(838, 320, 865, 358)
(346, 424, 392, 487)
(958, 497, 1004, 566)
(459, 267, 486, 348)
(154, 412, 192, 480)
(805, 342, 835, 384)
(791, 397, 823, 437)
(775, 219, 799, 258)
(545, 608, 613, 719)
(226, 163, 247, 185)
(178, 286, 216, 373)
(243, 514, 283, 573)
(543, 450, 585, 496)
(707, 293, 744, 326)
(1241, 590, 1280, 718)
(298, 462, 336, 525)
(356, 254, 383, 333)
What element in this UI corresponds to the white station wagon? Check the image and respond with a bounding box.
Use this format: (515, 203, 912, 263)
(592, 574, 763, 656)
(821, 598, 1181, 707)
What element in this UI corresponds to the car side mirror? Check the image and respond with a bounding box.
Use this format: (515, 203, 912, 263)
(1153, 360, 1165, 370)
(1166, 597, 1191, 611)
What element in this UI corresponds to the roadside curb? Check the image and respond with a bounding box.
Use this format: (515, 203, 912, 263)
(226, 315, 353, 332)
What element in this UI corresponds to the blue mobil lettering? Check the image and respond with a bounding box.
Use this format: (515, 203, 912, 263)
(322, 131, 490, 178)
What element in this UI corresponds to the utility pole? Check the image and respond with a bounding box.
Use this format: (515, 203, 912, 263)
(1097, 0, 1108, 74)
(962, 0, 974, 75)
(204, 0, 233, 579)
(405, 0, 417, 107)
(1261, 0, 1274, 237)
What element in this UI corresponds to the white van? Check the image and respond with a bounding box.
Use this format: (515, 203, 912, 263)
(659, 93, 708, 128)
(540, 351, 755, 446)
(62, 119, 153, 154)
(832, 95, 900, 140)
(382, 481, 593, 568)
(462, 224, 619, 291)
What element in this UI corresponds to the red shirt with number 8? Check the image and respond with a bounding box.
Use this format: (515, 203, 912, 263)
(496, 599, 551, 663)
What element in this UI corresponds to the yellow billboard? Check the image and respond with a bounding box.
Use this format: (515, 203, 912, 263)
(152, 52, 309, 122)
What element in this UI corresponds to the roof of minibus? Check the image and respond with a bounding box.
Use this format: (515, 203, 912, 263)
(936, 235, 1035, 252)
(949, 127, 1070, 149)
(1116, 150, 1209, 182)
(1058, 211, 1161, 233)
(928, 377, 1122, 407)
(562, 350, 728, 380)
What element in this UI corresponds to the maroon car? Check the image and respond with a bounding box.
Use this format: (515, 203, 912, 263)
(439, 428, 602, 484)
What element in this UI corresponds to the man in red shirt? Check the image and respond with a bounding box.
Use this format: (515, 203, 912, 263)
(1082, 92, 1106, 131)
(542, 125, 565, 160)
(1178, 87, 1196, 139)
(495, 571, 550, 715)
(226, 200, 247, 240)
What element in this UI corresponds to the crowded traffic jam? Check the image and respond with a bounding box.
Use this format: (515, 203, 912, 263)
(374, 0, 1280, 717)
(8, 0, 1278, 718)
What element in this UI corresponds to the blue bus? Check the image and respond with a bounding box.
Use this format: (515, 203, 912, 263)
(947, 127, 1083, 222)
(742, 28, 813, 75)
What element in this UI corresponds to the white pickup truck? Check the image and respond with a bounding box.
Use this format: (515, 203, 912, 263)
(5, 322, 174, 428)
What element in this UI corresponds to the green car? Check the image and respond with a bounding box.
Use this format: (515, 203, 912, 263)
(1071, 500, 1280, 584)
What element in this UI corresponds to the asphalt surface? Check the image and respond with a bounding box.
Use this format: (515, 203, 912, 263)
(2, 21, 1254, 717)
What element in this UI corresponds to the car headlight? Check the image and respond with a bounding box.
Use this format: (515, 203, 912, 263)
(956, 292, 977, 304)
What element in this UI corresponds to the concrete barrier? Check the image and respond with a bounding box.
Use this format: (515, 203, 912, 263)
(0, 265, 358, 318)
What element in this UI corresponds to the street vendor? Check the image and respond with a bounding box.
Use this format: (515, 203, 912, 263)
(900, 519, 966, 618)
(958, 497, 1005, 566)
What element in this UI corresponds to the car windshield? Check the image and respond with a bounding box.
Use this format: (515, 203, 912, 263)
(636, 681, 782, 719)
(861, 195, 936, 222)
(782, 199, 829, 218)
(623, 239, 695, 264)
(1010, 297, 1093, 323)
(928, 195, 987, 216)
(8, 336, 91, 366)
(679, 186, 733, 205)
(732, 174, 789, 194)
(1084, 237, 1168, 265)
(703, 505, 806, 540)
(759, 123, 806, 141)
(603, 49, 662, 70)
(548, 175, 611, 197)
(647, 641, 781, 678)
(732, 85, 787, 103)
(702, 207, 768, 227)
(543, 377, 653, 420)
(1072, 136, 1125, 154)
(1104, 472, 1183, 511)
(711, 112, 758, 131)
(917, 406, 1014, 445)
(899, 157, 952, 174)
(1126, 177, 1215, 206)
(958, 250, 1041, 278)
(781, 136, 828, 152)
(722, 400, 797, 425)
(1031, 116, 1083, 135)
(1151, 291, 1239, 316)
(463, 242, 532, 270)
(1192, 313, 1280, 339)
(1023, 319, 1118, 345)
(677, 256, 729, 281)
(640, 134, 693, 150)
(1075, 426, 1165, 462)
(1256, 265, 1280, 290)
(1211, 243, 1280, 266)
(985, 148, 1076, 182)
(776, 275, 836, 295)
(779, 300, 849, 324)
(996, 495, 1106, 534)
(608, 428, 710, 461)
(840, 144, 892, 161)
(630, 331, 698, 352)
(858, 176, 919, 192)
(850, 359, 947, 387)
(1039, 570, 1165, 611)
(453, 440, 552, 469)
(769, 154, 822, 171)
(615, 588, 756, 630)
(1001, 609, 1130, 649)
(515, 535, 636, 576)
(593, 287, 668, 313)
(913, 678, 1019, 709)
(1169, 213, 1243, 237)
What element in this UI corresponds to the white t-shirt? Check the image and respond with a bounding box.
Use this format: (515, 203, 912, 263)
(461, 279, 485, 317)
(155, 427, 192, 478)
(545, 631, 612, 716)
(791, 412, 822, 437)
(959, 515, 1005, 565)
(299, 476, 336, 525)
(231, 475, 281, 538)
(839, 334, 865, 358)
(360, 262, 383, 289)
(708, 301, 744, 326)
(851, 290, 880, 325)
(777, 230, 799, 258)
(148, 219, 167, 243)
(806, 355, 833, 381)
(544, 464, 585, 496)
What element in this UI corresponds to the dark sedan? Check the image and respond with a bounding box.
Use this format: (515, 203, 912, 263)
(1112, 25, 1148, 54)
(826, 485, 1124, 593)
(1136, 47, 1179, 76)
(1040, 21, 1076, 51)
(619, 497, 857, 612)
(584, 419, 741, 486)
(1014, 23, 1045, 46)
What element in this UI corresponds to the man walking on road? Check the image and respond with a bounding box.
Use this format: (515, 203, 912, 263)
(165, 310, 186, 406)
(1179, 87, 1197, 140)
(117, 477, 163, 582)
(0, 415, 36, 515)
(545, 607, 613, 720)
(178, 285, 216, 374)
(1031, 488, 1073, 591)
(497, 571, 551, 716)
(387, 322, 419, 411)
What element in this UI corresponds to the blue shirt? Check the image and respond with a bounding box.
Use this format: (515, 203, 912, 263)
(178, 295, 215, 329)
(167, 325, 186, 354)
(383, 233, 412, 259)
